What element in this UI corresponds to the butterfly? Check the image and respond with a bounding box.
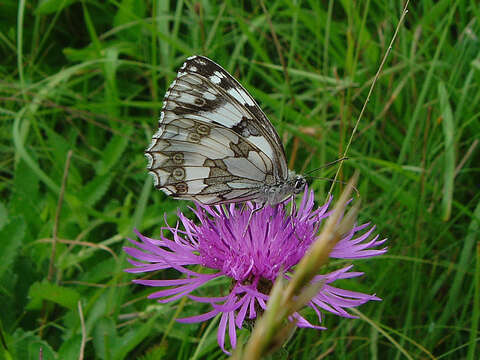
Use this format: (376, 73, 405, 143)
(145, 55, 306, 206)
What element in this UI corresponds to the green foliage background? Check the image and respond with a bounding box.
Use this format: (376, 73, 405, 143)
(1, 0, 479, 359)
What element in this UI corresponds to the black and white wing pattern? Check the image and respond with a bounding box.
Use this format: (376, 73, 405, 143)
(145, 55, 298, 205)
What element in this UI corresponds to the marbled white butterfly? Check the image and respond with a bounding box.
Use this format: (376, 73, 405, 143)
(145, 55, 306, 205)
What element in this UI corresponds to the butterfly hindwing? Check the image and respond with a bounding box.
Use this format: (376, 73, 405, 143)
(146, 120, 276, 203)
(146, 56, 289, 204)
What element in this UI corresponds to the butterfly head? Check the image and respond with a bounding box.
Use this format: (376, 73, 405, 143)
(292, 175, 307, 195)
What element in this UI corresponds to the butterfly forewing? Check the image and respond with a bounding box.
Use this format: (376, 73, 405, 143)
(146, 56, 289, 204)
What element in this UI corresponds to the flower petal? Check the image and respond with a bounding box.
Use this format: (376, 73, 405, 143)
(177, 309, 219, 323)
(218, 312, 228, 354)
(291, 313, 326, 330)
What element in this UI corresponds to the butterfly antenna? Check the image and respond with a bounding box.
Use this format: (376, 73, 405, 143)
(305, 176, 360, 197)
(304, 157, 349, 175)
(327, 2, 409, 197)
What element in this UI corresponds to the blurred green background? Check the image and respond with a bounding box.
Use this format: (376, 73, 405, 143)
(1, 0, 479, 359)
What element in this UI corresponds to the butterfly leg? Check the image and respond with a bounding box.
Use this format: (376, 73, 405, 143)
(242, 202, 266, 236)
(286, 195, 297, 228)
(289, 195, 296, 217)
(289, 195, 304, 242)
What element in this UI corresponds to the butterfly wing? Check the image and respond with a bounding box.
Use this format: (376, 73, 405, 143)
(145, 56, 288, 204)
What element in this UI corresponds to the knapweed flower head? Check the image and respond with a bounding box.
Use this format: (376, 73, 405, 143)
(124, 188, 387, 353)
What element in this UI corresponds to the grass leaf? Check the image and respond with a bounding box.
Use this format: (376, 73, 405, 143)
(27, 281, 81, 310)
(438, 82, 455, 221)
(0, 217, 25, 279)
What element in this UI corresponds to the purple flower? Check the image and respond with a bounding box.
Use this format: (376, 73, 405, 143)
(124, 188, 387, 353)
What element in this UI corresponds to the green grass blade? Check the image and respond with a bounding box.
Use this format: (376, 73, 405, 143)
(438, 82, 455, 221)
(467, 242, 480, 359)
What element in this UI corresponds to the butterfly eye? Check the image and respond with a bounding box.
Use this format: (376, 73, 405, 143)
(294, 177, 306, 192)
